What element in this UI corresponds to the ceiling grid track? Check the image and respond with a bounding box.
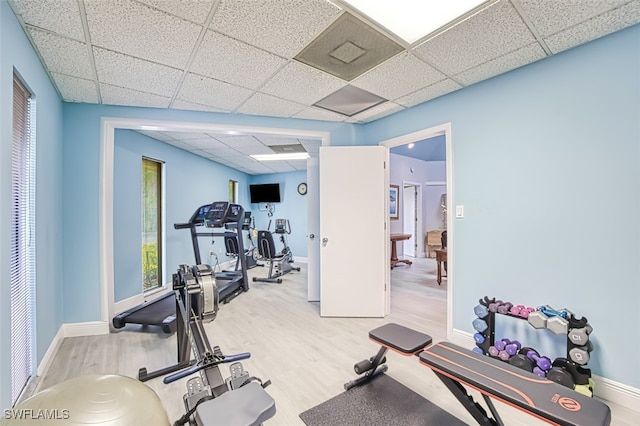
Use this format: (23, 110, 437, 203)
(168, 0, 221, 108)
(509, 0, 553, 56)
(77, 0, 102, 103)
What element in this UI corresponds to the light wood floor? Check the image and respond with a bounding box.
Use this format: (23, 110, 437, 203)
(31, 257, 636, 425)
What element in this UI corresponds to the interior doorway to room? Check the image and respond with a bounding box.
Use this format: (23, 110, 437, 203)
(402, 183, 421, 258)
(380, 123, 453, 338)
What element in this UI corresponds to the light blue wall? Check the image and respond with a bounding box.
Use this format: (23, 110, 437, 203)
(113, 129, 254, 302)
(2, 0, 638, 405)
(0, 1, 64, 409)
(249, 171, 309, 258)
(364, 24, 640, 386)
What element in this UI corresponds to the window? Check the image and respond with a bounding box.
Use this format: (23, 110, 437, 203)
(229, 180, 238, 204)
(10, 73, 36, 404)
(142, 158, 162, 291)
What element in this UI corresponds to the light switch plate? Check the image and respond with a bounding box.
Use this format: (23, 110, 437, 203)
(456, 205, 464, 218)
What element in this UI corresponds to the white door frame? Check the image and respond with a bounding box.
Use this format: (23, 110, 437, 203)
(99, 117, 330, 329)
(402, 181, 422, 258)
(379, 122, 454, 341)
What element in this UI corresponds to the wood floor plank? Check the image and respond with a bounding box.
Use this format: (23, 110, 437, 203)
(28, 258, 637, 425)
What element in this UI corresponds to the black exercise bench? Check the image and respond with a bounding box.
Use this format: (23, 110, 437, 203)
(420, 341, 611, 426)
(347, 323, 611, 426)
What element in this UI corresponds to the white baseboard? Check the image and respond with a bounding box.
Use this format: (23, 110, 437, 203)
(293, 256, 308, 264)
(450, 328, 640, 413)
(35, 321, 109, 379)
(62, 321, 110, 338)
(36, 327, 64, 376)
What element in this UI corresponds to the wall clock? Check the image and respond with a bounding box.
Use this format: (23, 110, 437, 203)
(297, 182, 307, 195)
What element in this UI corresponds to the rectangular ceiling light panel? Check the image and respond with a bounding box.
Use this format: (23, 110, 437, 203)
(343, 0, 487, 43)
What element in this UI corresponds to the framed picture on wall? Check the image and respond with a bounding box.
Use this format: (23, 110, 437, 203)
(390, 185, 399, 220)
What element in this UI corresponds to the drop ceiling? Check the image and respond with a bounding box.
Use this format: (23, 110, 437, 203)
(8, 0, 640, 174)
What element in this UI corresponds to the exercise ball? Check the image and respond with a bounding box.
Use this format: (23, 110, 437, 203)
(1, 375, 170, 425)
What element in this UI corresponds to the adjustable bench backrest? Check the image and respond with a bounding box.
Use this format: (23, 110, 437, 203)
(420, 341, 611, 426)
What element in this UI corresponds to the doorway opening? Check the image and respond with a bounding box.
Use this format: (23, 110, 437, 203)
(380, 123, 453, 340)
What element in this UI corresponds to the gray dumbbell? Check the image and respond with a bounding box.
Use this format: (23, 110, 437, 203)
(546, 315, 569, 335)
(569, 344, 592, 365)
(528, 311, 548, 329)
(568, 325, 593, 345)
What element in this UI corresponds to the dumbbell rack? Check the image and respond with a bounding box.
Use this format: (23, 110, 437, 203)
(472, 296, 595, 396)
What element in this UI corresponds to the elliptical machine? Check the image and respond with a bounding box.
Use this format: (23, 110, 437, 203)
(253, 218, 300, 284)
(224, 212, 262, 270)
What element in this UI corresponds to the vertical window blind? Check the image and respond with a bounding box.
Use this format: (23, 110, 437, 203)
(11, 74, 36, 404)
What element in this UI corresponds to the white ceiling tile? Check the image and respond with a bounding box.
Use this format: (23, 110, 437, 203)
(85, 0, 201, 69)
(350, 101, 404, 123)
(183, 137, 227, 149)
(136, 0, 215, 24)
(395, 79, 462, 108)
(100, 83, 171, 108)
(12, 0, 84, 40)
(190, 30, 288, 89)
(237, 93, 306, 118)
(163, 131, 211, 140)
(200, 146, 244, 158)
(210, 0, 342, 58)
(178, 73, 253, 111)
(517, 0, 631, 37)
(413, 1, 536, 75)
(455, 43, 546, 86)
(260, 61, 347, 105)
(352, 52, 448, 101)
(93, 48, 183, 97)
(543, 1, 640, 54)
(171, 99, 228, 113)
(266, 162, 297, 173)
(50, 72, 98, 103)
(254, 135, 301, 146)
(292, 106, 348, 122)
(136, 130, 177, 142)
(27, 27, 93, 79)
(232, 145, 275, 155)
(215, 135, 261, 147)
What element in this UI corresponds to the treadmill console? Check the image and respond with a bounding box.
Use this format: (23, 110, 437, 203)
(204, 201, 230, 227)
(189, 204, 212, 225)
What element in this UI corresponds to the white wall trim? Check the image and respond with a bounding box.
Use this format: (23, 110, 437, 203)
(35, 327, 64, 377)
(62, 321, 110, 338)
(113, 293, 145, 315)
(99, 117, 331, 328)
(35, 321, 110, 388)
(451, 328, 640, 413)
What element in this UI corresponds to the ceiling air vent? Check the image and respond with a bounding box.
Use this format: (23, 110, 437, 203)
(314, 85, 387, 117)
(294, 12, 404, 81)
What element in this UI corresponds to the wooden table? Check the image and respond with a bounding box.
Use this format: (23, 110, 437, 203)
(435, 249, 447, 285)
(390, 234, 413, 269)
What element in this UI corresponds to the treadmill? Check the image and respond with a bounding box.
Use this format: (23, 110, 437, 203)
(174, 201, 249, 304)
(112, 292, 176, 333)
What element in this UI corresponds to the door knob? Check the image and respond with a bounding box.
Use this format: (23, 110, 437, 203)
(309, 234, 315, 240)
(322, 237, 328, 246)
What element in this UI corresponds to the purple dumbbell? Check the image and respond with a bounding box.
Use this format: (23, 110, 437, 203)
(494, 339, 511, 351)
(497, 302, 513, 315)
(533, 366, 547, 377)
(488, 346, 499, 357)
(505, 341, 521, 356)
(525, 349, 551, 371)
(499, 350, 511, 361)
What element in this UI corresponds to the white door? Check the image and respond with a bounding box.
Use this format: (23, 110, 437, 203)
(403, 185, 416, 257)
(319, 146, 389, 317)
(306, 158, 320, 302)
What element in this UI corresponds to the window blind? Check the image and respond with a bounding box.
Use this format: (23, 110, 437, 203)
(10, 74, 36, 404)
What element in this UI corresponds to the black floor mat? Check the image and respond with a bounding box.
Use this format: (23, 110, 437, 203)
(299, 374, 466, 426)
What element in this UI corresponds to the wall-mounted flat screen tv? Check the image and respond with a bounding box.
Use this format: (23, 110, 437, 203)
(249, 183, 281, 203)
